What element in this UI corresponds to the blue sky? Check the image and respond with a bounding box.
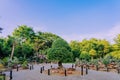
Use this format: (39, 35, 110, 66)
(0, 0, 120, 43)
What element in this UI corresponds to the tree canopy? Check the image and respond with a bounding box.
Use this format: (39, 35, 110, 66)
(47, 38, 73, 63)
(0, 25, 120, 65)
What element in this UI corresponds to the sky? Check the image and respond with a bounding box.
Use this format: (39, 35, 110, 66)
(0, 0, 120, 43)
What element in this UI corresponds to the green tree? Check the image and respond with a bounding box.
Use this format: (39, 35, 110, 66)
(47, 38, 73, 68)
(21, 42, 34, 59)
(80, 51, 90, 61)
(112, 44, 119, 51)
(79, 38, 110, 59)
(111, 51, 120, 59)
(2, 37, 14, 59)
(110, 34, 120, 60)
(12, 25, 35, 42)
(40, 32, 60, 48)
(11, 25, 35, 60)
(33, 35, 45, 57)
(69, 40, 80, 61)
(98, 39, 111, 58)
(89, 49, 96, 59)
(0, 38, 7, 58)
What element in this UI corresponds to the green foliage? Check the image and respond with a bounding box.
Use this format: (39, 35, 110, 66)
(2, 57, 9, 66)
(0, 38, 5, 58)
(110, 51, 120, 59)
(21, 60, 28, 69)
(40, 32, 60, 48)
(12, 57, 19, 64)
(104, 54, 112, 59)
(112, 44, 120, 51)
(52, 38, 71, 51)
(48, 47, 73, 62)
(89, 49, 97, 58)
(12, 25, 35, 41)
(70, 38, 111, 61)
(102, 58, 110, 66)
(47, 38, 73, 63)
(0, 25, 63, 64)
(7, 57, 19, 67)
(80, 51, 90, 61)
(1, 24, 120, 64)
(0, 38, 12, 58)
(21, 43, 34, 59)
(90, 59, 99, 65)
(69, 41, 80, 61)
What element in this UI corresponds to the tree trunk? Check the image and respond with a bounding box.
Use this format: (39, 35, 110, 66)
(10, 43, 15, 60)
(58, 61, 63, 68)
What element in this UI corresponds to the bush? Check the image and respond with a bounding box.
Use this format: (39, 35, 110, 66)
(90, 59, 99, 65)
(21, 61, 28, 69)
(12, 57, 19, 64)
(102, 58, 110, 67)
(2, 57, 9, 66)
(9, 57, 19, 68)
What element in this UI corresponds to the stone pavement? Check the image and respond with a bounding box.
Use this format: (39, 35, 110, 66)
(4, 63, 120, 80)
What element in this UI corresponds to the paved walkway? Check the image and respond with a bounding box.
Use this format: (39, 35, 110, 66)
(4, 64, 120, 80)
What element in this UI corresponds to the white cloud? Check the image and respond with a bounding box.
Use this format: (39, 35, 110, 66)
(61, 23, 120, 43)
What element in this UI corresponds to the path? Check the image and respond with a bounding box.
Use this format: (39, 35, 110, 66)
(4, 63, 120, 80)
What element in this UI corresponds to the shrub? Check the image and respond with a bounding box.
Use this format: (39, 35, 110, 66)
(21, 61, 28, 69)
(90, 59, 99, 65)
(2, 57, 9, 66)
(102, 58, 110, 67)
